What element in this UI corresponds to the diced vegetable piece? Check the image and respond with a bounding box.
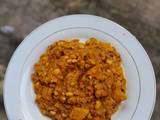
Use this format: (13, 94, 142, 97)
(70, 107, 89, 120)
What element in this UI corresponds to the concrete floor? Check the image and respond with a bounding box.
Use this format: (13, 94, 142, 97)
(0, 0, 160, 119)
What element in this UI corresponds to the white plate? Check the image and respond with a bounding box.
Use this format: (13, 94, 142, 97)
(4, 14, 156, 120)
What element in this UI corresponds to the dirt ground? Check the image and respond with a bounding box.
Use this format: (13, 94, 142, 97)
(0, 0, 160, 120)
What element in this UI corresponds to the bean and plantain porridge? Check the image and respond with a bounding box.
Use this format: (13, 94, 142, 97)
(31, 38, 127, 120)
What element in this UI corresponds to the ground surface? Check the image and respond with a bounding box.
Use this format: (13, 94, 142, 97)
(0, 0, 160, 120)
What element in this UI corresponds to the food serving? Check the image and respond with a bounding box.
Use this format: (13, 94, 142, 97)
(31, 38, 127, 120)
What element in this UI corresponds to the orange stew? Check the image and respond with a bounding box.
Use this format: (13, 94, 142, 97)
(32, 38, 127, 120)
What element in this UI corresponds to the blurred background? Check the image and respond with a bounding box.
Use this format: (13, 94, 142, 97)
(0, 0, 160, 119)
